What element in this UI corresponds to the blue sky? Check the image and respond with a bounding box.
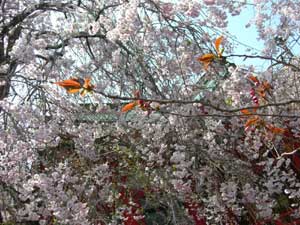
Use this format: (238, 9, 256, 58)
(226, 4, 267, 71)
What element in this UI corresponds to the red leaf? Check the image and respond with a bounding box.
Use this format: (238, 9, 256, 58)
(195, 217, 207, 225)
(292, 154, 300, 171)
(274, 219, 284, 225)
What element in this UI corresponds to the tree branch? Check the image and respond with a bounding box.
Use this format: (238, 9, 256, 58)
(95, 90, 300, 114)
(227, 54, 300, 71)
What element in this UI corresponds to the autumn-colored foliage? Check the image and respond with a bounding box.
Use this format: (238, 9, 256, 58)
(121, 102, 138, 112)
(121, 90, 160, 113)
(54, 77, 94, 96)
(196, 36, 223, 69)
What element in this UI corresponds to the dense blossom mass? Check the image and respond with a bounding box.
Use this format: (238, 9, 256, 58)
(1, 0, 300, 224)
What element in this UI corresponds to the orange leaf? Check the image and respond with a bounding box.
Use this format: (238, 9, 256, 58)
(83, 78, 94, 90)
(55, 77, 94, 95)
(83, 78, 91, 88)
(121, 102, 137, 112)
(261, 80, 272, 91)
(203, 61, 212, 70)
(256, 80, 272, 100)
(257, 88, 266, 99)
(241, 107, 257, 115)
(248, 75, 260, 86)
(241, 109, 251, 115)
(245, 116, 261, 128)
(67, 88, 81, 94)
(266, 124, 286, 135)
(54, 78, 82, 88)
(197, 53, 215, 63)
(214, 36, 223, 55)
(82, 78, 94, 95)
(196, 53, 215, 69)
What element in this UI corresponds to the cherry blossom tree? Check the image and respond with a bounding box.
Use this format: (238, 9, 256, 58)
(1, 0, 300, 224)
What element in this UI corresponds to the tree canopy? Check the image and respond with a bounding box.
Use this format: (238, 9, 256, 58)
(1, 0, 300, 224)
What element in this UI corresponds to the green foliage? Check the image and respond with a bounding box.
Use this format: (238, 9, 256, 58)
(0, 222, 15, 225)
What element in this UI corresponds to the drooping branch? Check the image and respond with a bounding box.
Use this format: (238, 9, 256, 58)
(95, 89, 300, 114)
(0, 2, 71, 37)
(0, 2, 73, 101)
